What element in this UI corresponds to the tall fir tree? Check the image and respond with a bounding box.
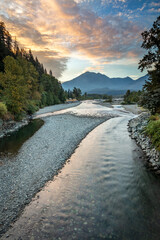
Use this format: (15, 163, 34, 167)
(139, 16, 160, 114)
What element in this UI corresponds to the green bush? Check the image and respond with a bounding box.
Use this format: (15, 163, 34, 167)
(26, 101, 39, 115)
(123, 90, 142, 104)
(145, 118, 160, 151)
(149, 114, 160, 121)
(14, 112, 26, 121)
(0, 102, 7, 118)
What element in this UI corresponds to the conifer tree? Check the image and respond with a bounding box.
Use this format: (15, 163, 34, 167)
(0, 21, 66, 116)
(139, 16, 160, 114)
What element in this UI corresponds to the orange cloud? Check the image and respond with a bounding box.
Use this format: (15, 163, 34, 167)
(0, 0, 143, 78)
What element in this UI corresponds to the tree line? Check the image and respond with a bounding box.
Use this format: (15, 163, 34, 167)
(139, 15, 160, 114)
(0, 22, 66, 120)
(65, 87, 82, 100)
(123, 16, 160, 115)
(65, 87, 113, 102)
(123, 90, 142, 105)
(0, 16, 159, 119)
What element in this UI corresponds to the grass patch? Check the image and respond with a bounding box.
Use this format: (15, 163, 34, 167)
(144, 115, 160, 151)
(0, 102, 8, 119)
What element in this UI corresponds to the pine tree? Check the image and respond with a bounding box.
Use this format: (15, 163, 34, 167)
(0, 21, 66, 115)
(49, 70, 52, 76)
(0, 22, 7, 71)
(5, 30, 12, 53)
(28, 49, 35, 66)
(138, 16, 160, 114)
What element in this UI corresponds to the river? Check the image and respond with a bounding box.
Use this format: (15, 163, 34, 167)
(1, 101, 160, 240)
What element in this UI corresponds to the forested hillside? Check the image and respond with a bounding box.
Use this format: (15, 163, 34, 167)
(0, 22, 65, 119)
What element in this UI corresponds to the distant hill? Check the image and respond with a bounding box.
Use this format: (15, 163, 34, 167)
(62, 71, 148, 95)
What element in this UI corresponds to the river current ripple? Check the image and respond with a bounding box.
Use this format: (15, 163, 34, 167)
(2, 101, 160, 240)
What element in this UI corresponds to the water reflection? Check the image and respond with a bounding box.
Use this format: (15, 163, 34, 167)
(0, 119, 44, 159)
(3, 116, 160, 240)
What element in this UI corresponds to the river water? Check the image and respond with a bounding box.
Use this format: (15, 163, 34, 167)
(2, 101, 160, 240)
(0, 119, 44, 161)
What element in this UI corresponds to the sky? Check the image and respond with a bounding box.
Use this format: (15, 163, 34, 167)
(0, 0, 159, 82)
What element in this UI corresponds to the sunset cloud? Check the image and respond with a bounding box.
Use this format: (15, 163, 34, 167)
(149, 8, 160, 13)
(0, 0, 159, 80)
(150, 2, 160, 7)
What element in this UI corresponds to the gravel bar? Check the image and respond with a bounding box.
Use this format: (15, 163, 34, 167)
(0, 113, 111, 236)
(34, 102, 81, 116)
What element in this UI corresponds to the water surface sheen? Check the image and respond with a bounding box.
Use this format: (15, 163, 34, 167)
(4, 110, 160, 240)
(0, 119, 44, 160)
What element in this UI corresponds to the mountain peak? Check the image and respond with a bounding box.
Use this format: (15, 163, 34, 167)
(62, 71, 147, 95)
(82, 71, 109, 78)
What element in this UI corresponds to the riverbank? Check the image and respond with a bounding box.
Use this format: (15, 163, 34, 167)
(123, 104, 145, 115)
(0, 102, 81, 139)
(0, 117, 30, 138)
(3, 115, 160, 240)
(94, 101, 145, 115)
(2, 101, 160, 240)
(128, 113, 160, 174)
(0, 112, 111, 236)
(34, 102, 81, 116)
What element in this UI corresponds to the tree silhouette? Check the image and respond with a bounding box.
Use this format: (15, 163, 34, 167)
(138, 16, 160, 114)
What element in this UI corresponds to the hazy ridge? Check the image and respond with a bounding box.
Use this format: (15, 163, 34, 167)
(62, 71, 148, 95)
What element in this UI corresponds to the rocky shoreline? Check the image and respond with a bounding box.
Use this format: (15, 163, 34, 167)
(0, 102, 81, 139)
(0, 117, 30, 138)
(128, 113, 160, 174)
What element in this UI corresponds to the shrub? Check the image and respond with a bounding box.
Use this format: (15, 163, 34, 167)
(2, 112, 14, 121)
(14, 112, 26, 121)
(149, 114, 160, 121)
(145, 118, 160, 151)
(0, 102, 8, 119)
(26, 101, 39, 115)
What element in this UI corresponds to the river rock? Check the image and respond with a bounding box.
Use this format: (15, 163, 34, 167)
(0, 118, 30, 138)
(128, 112, 160, 174)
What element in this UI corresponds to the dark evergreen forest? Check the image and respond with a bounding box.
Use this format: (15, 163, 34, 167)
(0, 22, 66, 119)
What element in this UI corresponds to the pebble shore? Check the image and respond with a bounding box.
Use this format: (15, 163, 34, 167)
(0, 102, 81, 139)
(128, 113, 160, 173)
(0, 118, 30, 138)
